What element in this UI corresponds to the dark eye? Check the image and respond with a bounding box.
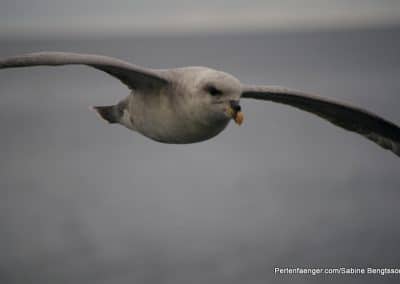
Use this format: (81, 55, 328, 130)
(206, 85, 223, 96)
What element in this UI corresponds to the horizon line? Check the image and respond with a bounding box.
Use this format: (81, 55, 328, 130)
(1, 22, 400, 41)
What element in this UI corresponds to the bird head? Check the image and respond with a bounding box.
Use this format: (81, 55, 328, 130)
(184, 68, 243, 126)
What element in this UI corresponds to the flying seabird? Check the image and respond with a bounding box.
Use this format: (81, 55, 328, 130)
(1, 51, 399, 156)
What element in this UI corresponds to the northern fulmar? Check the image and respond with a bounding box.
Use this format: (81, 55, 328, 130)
(1, 51, 399, 157)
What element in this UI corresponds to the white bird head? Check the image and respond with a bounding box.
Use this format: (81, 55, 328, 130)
(175, 67, 244, 127)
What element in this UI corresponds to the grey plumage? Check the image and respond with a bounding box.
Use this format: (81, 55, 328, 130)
(0, 52, 168, 89)
(1, 51, 399, 157)
(92, 105, 120, 124)
(241, 85, 400, 156)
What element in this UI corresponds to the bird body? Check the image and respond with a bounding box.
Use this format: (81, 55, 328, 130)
(97, 66, 241, 143)
(1, 51, 399, 156)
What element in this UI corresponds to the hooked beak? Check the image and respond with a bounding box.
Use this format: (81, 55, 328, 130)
(227, 100, 244, 125)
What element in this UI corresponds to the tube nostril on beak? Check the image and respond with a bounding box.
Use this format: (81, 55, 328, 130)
(230, 100, 241, 112)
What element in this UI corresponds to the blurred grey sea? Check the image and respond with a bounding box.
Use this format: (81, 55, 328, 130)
(0, 27, 399, 283)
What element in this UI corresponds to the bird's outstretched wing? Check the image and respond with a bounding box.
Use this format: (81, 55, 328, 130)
(241, 85, 400, 157)
(0, 52, 168, 90)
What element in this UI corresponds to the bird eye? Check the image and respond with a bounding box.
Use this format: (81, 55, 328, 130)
(206, 85, 223, 96)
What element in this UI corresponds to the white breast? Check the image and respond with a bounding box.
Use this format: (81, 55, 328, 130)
(124, 90, 229, 144)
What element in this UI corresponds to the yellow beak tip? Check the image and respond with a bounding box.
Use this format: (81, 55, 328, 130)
(234, 112, 244, 125)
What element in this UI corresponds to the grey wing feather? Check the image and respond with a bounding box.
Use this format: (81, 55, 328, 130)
(0, 51, 169, 90)
(241, 85, 400, 157)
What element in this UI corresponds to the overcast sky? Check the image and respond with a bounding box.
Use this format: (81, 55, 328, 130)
(1, 0, 400, 37)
